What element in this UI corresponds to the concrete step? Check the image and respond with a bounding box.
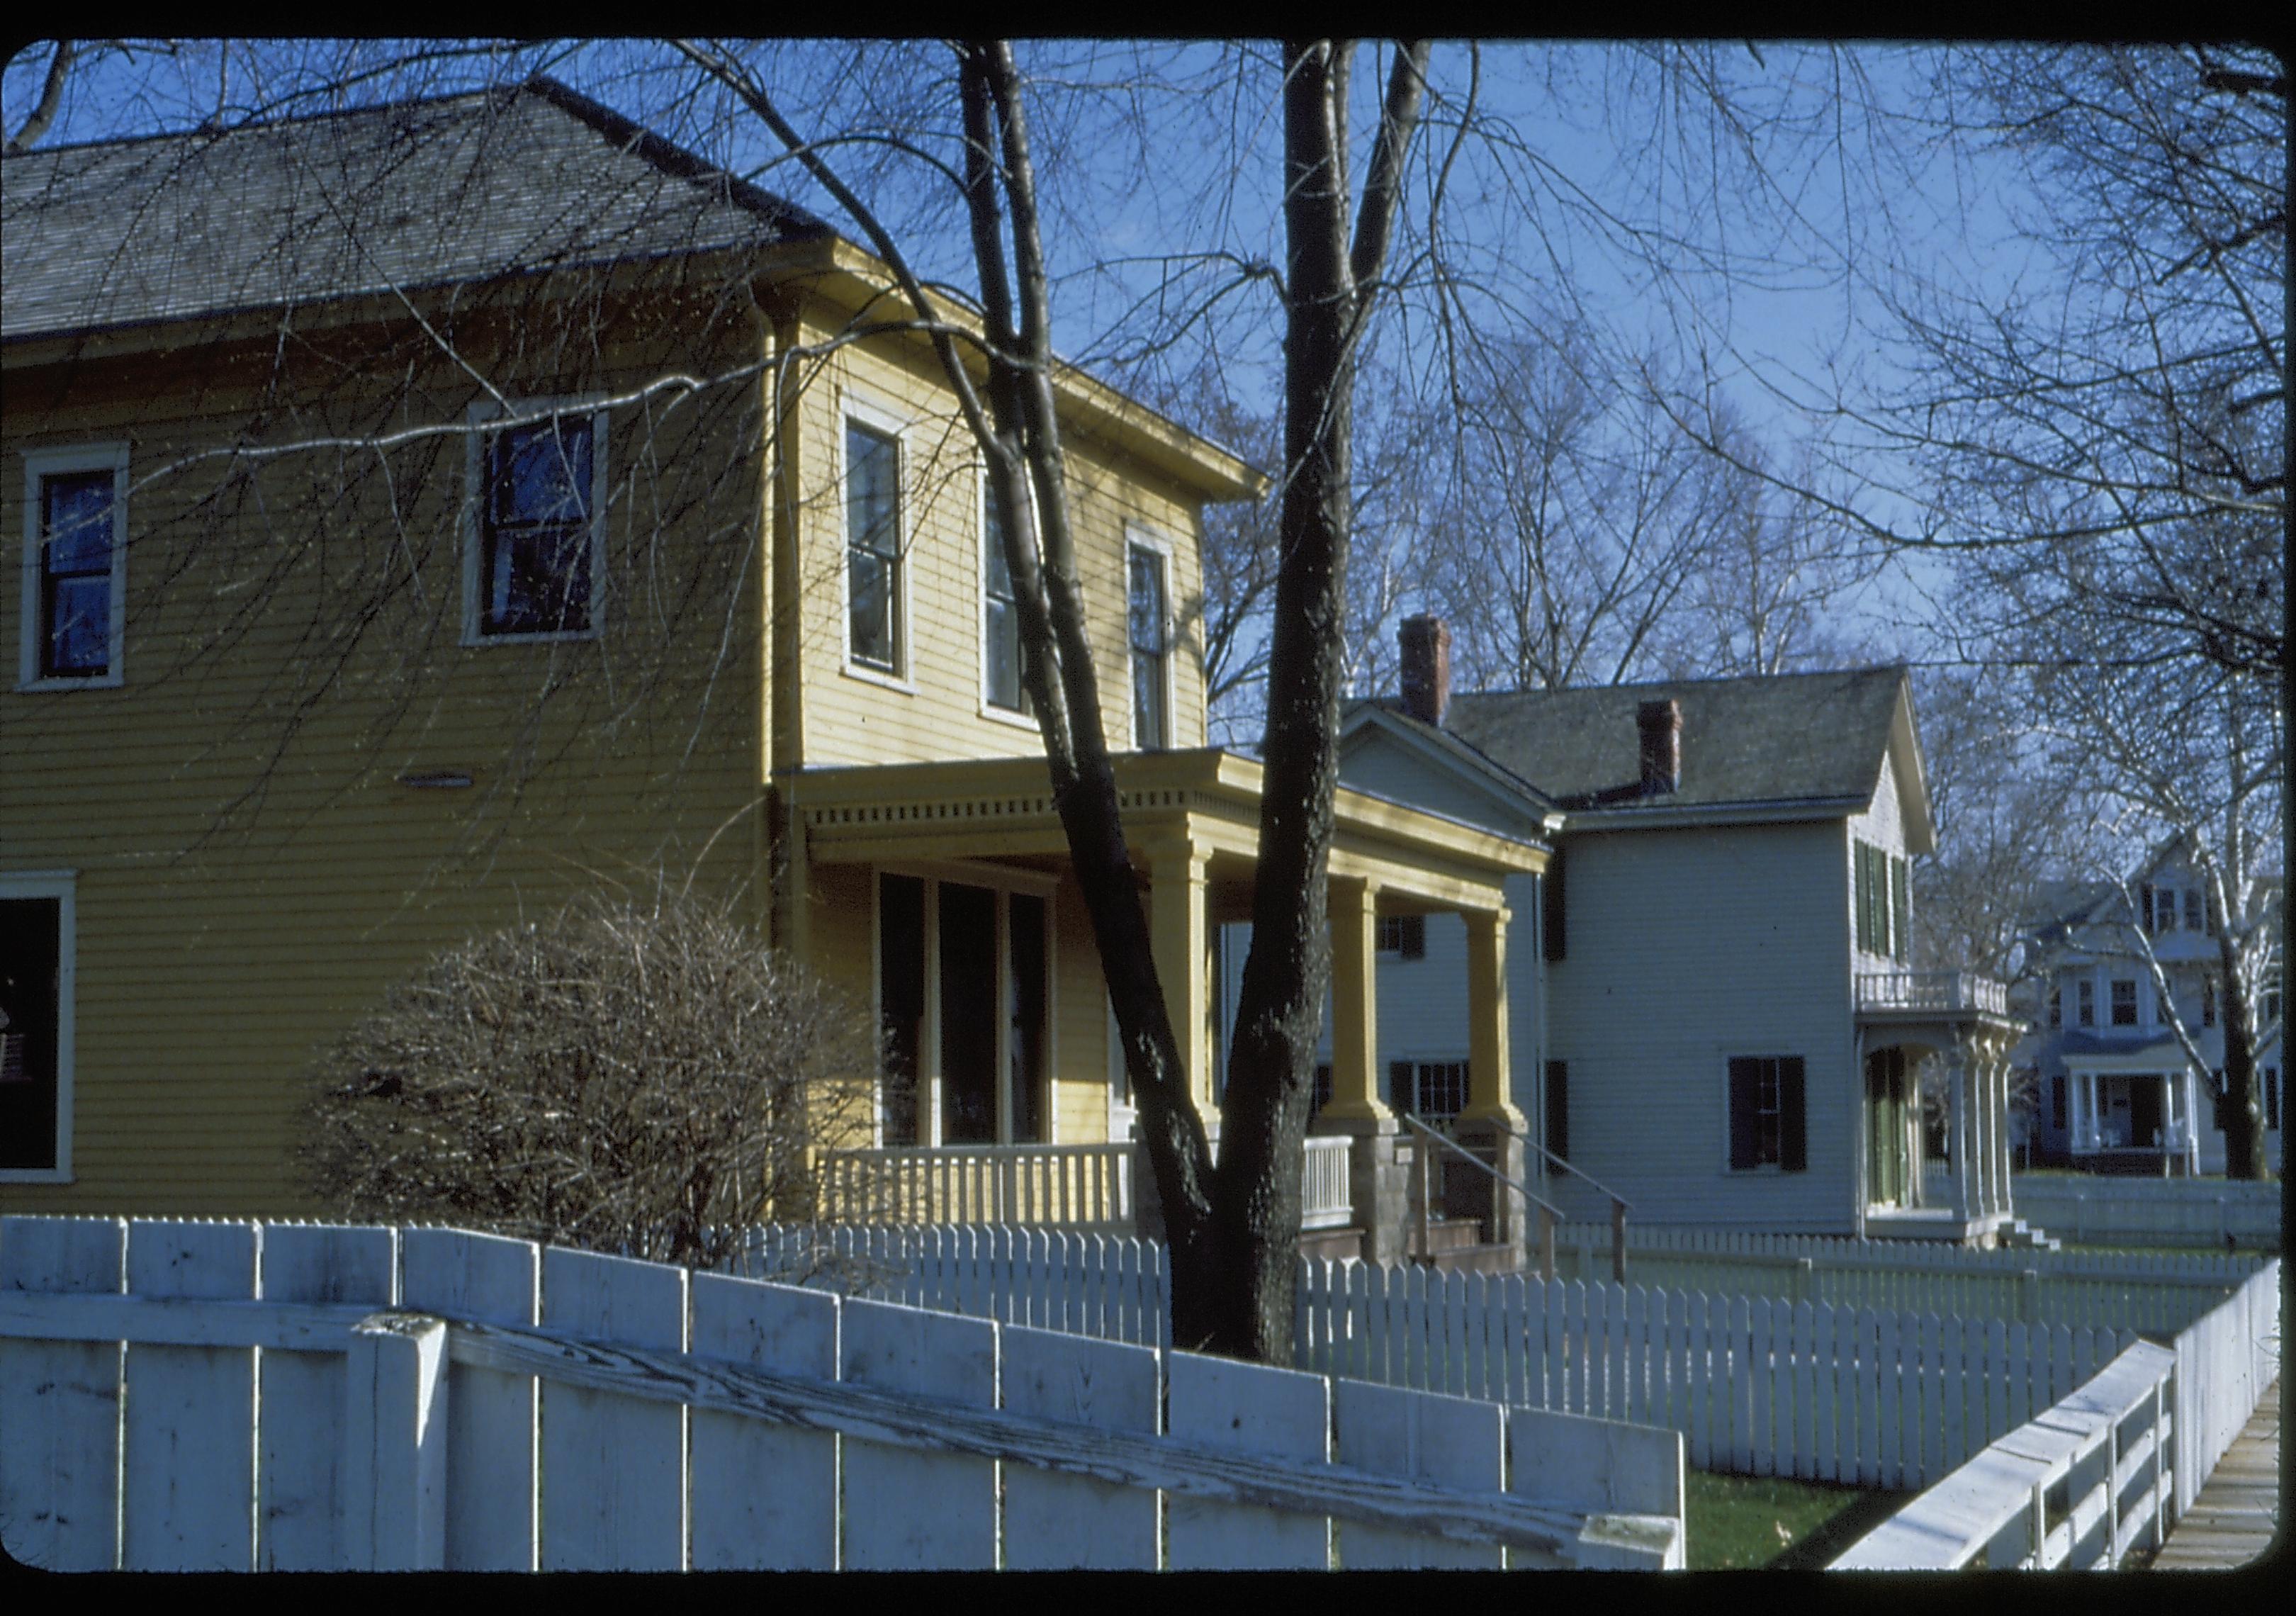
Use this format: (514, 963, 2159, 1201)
(1422, 1242, 1521, 1276)
(1297, 1225, 1363, 1264)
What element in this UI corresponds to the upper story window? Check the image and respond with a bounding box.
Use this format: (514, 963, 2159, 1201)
(2183, 887, 2205, 932)
(1854, 841, 1908, 961)
(1377, 915, 1426, 960)
(1127, 539, 1170, 750)
(2110, 978, 2138, 1026)
(2077, 977, 2096, 1026)
(982, 486, 1029, 714)
(846, 421, 903, 673)
(471, 411, 604, 641)
(2049, 984, 2063, 1028)
(2202, 975, 2217, 1028)
(21, 447, 128, 687)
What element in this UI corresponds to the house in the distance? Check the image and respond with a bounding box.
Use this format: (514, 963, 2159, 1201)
(2018, 845, 2283, 1175)
(1310, 617, 2036, 1246)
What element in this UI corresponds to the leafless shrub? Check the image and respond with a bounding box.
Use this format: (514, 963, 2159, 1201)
(300, 890, 891, 1269)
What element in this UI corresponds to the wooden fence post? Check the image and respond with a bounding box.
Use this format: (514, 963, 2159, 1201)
(342, 1312, 449, 1571)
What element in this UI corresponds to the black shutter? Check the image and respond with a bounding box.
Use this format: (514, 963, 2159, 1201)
(2139, 882, 2156, 933)
(1891, 857, 1910, 965)
(1854, 843, 1872, 953)
(1779, 1057, 1807, 1172)
(1389, 1059, 1413, 1114)
(1728, 1056, 1760, 1169)
(1400, 915, 1426, 960)
(1545, 1060, 1569, 1162)
(1541, 853, 1566, 961)
(2051, 1074, 2067, 1131)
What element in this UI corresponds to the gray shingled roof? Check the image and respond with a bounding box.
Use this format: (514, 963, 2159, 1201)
(1439, 666, 1910, 814)
(1, 78, 829, 340)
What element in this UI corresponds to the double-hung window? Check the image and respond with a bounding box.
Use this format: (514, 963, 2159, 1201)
(982, 486, 1028, 714)
(2077, 977, 2095, 1027)
(1727, 1055, 1806, 1171)
(2110, 979, 2138, 1027)
(1127, 539, 1169, 749)
(21, 448, 128, 686)
(846, 422, 902, 673)
(473, 410, 603, 639)
(1377, 915, 1426, 959)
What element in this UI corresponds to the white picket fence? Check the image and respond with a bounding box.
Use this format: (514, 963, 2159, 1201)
(1294, 1261, 2144, 1491)
(1830, 1340, 2178, 1569)
(1546, 1223, 2256, 1334)
(743, 1223, 2144, 1492)
(0, 1216, 1687, 1571)
(740, 1223, 1172, 1345)
(2008, 1175, 2283, 1250)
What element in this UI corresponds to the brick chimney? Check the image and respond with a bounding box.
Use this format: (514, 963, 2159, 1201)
(1398, 615, 1452, 727)
(1638, 698, 1682, 794)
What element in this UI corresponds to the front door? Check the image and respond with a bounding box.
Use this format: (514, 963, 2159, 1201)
(879, 873, 1049, 1148)
(1866, 1046, 1911, 1207)
(2128, 1077, 2164, 1150)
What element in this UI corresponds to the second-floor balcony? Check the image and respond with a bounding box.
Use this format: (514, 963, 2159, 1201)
(1857, 970, 2012, 1019)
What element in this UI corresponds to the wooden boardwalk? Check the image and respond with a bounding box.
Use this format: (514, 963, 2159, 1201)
(2149, 1377, 2280, 1569)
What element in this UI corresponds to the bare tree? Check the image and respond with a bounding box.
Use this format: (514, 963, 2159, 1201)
(300, 889, 887, 1269)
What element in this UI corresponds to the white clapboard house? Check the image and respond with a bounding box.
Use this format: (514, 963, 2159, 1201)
(1222, 617, 2032, 1245)
(2017, 843, 2283, 1177)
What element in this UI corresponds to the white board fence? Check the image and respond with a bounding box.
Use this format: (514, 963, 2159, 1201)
(1830, 1340, 2178, 1570)
(0, 1217, 1684, 1571)
(2167, 1256, 2281, 1517)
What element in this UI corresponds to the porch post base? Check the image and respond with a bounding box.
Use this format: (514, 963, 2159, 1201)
(1314, 1113, 1408, 1267)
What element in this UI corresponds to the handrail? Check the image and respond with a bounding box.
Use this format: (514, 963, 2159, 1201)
(1400, 1113, 1566, 1281)
(1508, 1125, 1633, 1216)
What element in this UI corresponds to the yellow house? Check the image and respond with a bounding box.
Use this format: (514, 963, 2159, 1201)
(1, 79, 1541, 1237)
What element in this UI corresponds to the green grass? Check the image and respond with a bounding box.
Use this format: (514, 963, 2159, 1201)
(1682, 1469, 1911, 1570)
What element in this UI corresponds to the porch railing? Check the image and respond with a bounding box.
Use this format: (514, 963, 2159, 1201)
(1857, 971, 2010, 1016)
(818, 1135, 1358, 1233)
(818, 1143, 1135, 1228)
(1299, 1135, 1356, 1231)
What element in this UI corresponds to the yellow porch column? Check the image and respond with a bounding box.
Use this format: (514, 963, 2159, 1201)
(1150, 842, 1212, 1115)
(1461, 905, 1524, 1128)
(1325, 877, 1390, 1123)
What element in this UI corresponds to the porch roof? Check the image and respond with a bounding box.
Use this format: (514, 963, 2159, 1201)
(780, 746, 1548, 914)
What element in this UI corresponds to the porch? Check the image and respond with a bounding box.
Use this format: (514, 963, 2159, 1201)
(779, 748, 1548, 1264)
(1856, 971, 2026, 1245)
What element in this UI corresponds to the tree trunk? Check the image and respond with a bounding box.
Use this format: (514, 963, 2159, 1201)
(2215, 925, 2267, 1179)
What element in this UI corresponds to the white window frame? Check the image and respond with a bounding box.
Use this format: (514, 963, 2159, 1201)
(461, 398, 610, 646)
(0, 870, 77, 1183)
(1124, 524, 1176, 751)
(978, 468, 1037, 729)
(20, 445, 130, 690)
(838, 393, 916, 691)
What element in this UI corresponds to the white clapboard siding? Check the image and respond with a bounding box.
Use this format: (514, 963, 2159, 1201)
(838, 1296, 999, 1569)
(539, 1247, 688, 1571)
(1166, 1350, 1333, 1569)
(258, 1224, 396, 1571)
(0, 1216, 125, 1572)
(1000, 1323, 1161, 1569)
(687, 1271, 838, 1569)
(399, 1228, 539, 1570)
(123, 1220, 259, 1571)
